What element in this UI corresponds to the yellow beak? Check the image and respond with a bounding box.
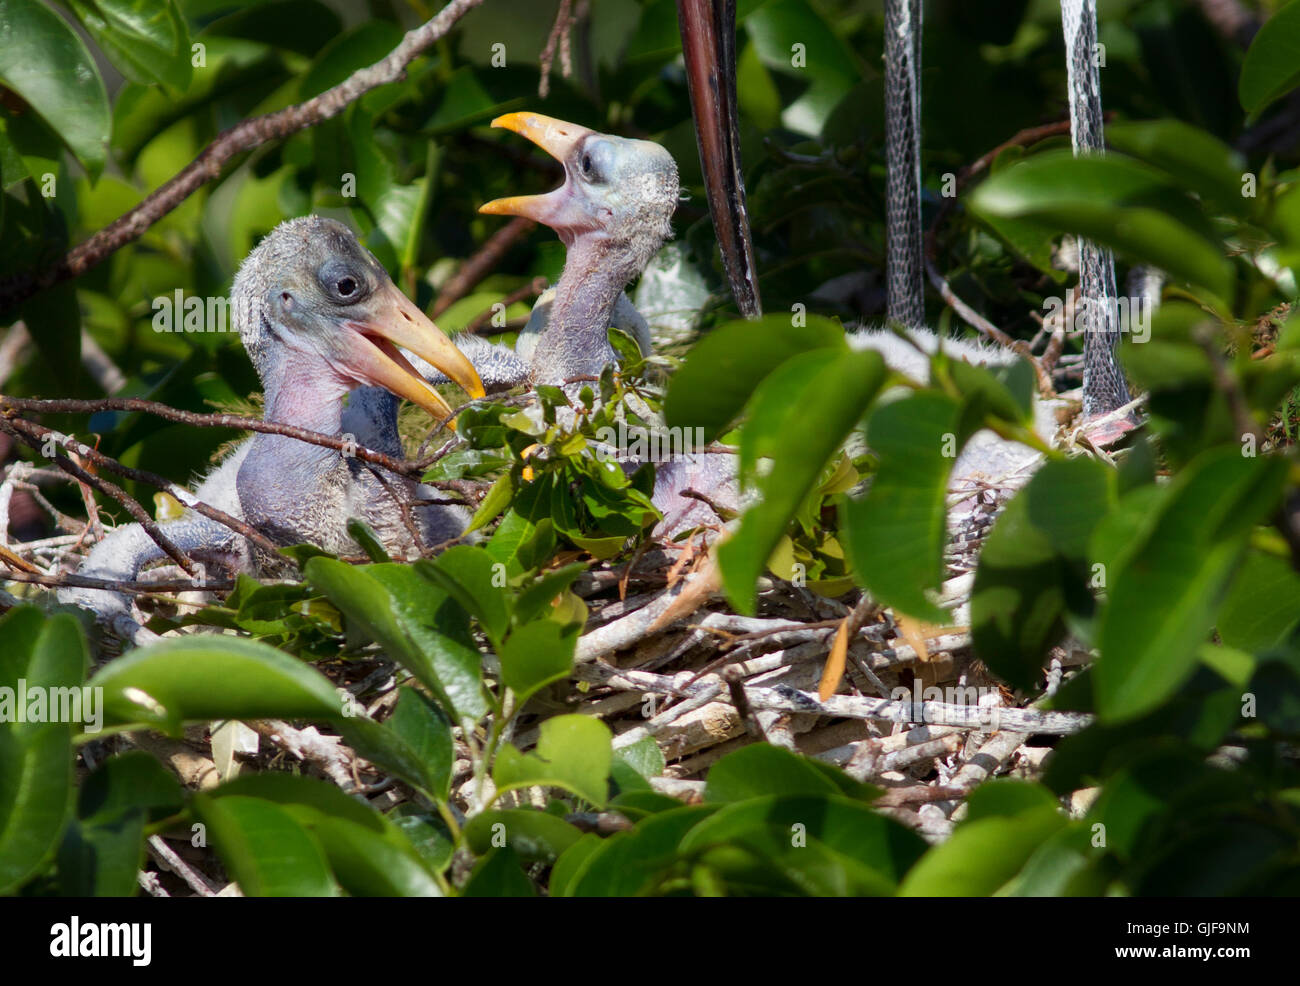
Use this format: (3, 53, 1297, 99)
(342, 282, 485, 428)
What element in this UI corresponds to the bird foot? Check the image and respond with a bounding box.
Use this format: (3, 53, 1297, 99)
(1077, 408, 1142, 448)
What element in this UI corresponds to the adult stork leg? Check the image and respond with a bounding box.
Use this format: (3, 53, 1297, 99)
(884, 0, 925, 329)
(676, 0, 762, 318)
(1061, 0, 1132, 422)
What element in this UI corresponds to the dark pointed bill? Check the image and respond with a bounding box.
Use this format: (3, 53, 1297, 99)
(676, 0, 762, 318)
(340, 282, 485, 428)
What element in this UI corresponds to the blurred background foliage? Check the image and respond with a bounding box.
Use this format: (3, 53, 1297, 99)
(0, 0, 1286, 516)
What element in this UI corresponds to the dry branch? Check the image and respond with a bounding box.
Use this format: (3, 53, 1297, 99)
(0, 0, 487, 314)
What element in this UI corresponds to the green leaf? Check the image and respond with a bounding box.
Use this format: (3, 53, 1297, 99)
(969, 151, 1233, 303)
(1239, 0, 1300, 115)
(721, 347, 886, 613)
(67, 0, 191, 92)
(664, 314, 847, 443)
(76, 750, 184, 823)
(0, 0, 111, 176)
(498, 613, 578, 704)
(561, 806, 715, 896)
(464, 809, 584, 862)
(306, 559, 487, 721)
(311, 816, 442, 896)
(1217, 550, 1300, 652)
(1105, 120, 1247, 215)
(345, 518, 391, 563)
(513, 562, 587, 625)
(1095, 449, 1289, 722)
(193, 794, 340, 897)
(386, 688, 453, 802)
(486, 511, 556, 577)
(548, 831, 605, 897)
(208, 773, 440, 896)
(679, 794, 928, 895)
(388, 805, 454, 871)
(492, 714, 612, 808)
(89, 635, 344, 733)
(0, 608, 85, 893)
(843, 391, 963, 622)
(417, 546, 512, 647)
(898, 782, 1066, 896)
(467, 471, 515, 533)
(460, 847, 535, 896)
(947, 356, 1035, 426)
(704, 744, 841, 803)
(612, 735, 666, 793)
(57, 751, 182, 897)
(972, 458, 1116, 689)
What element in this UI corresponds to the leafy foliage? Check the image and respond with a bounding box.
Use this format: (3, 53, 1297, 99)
(5, 0, 1300, 897)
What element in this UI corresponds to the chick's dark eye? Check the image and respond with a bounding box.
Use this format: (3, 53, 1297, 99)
(581, 154, 593, 176)
(336, 277, 357, 298)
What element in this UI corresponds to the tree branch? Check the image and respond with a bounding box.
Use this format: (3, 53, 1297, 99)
(0, 0, 487, 315)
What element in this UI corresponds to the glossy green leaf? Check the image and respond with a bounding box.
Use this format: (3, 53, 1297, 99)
(68, 0, 191, 92)
(899, 782, 1066, 896)
(464, 809, 584, 862)
(972, 458, 1115, 689)
(1106, 120, 1247, 215)
(970, 151, 1233, 302)
(386, 688, 453, 802)
(496, 618, 577, 704)
(843, 391, 963, 622)
(56, 750, 182, 897)
(664, 314, 847, 443)
(1239, 0, 1300, 115)
(680, 794, 928, 895)
(0, 0, 110, 175)
(208, 773, 439, 896)
(1216, 549, 1300, 652)
(561, 806, 715, 896)
(89, 635, 344, 733)
(388, 805, 454, 871)
(721, 347, 885, 613)
(306, 559, 487, 720)
(1095, 449, 1289, 722)
(0, 608, 85, 894)
(704, 744, 841, 803)
(417, 546, 512, 647)
(193, 794, 339, 897)
(460, 846, 535, 896)
(492, 714, 611, 808)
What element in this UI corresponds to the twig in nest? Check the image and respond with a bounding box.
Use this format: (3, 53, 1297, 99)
(0, 568, 236, 594)
(2, 413, 281, 556)
(0, 416, 200, 577)
(817, 595, 878, 701)
(0, 395, 430, 479)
